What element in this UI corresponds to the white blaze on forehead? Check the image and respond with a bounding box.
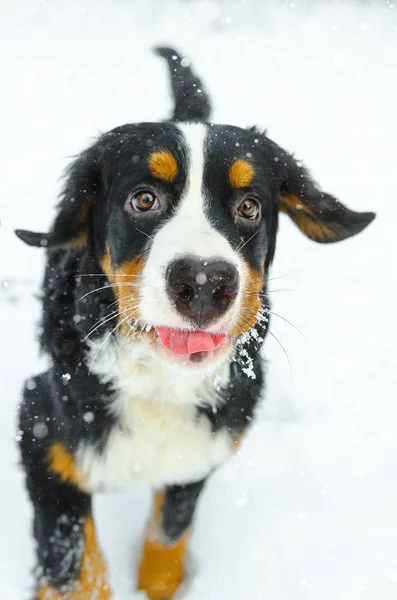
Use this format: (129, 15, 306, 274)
(139, 122, 247, 331)
(177, 122, 207, 219)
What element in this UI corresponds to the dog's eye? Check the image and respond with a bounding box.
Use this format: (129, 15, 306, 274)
(128, 191, 160, 213)
(236, 198, 260, 220)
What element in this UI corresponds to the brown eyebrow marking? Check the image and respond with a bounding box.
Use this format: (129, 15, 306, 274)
(229, 158, 255, 189)
(148, 150, 178, 182)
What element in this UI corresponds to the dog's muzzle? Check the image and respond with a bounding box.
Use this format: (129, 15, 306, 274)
(165, 257, 239, 329)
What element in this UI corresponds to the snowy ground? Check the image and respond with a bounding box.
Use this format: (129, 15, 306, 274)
(1, 1, 396, 598)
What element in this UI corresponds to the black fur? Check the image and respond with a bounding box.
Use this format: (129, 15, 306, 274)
(16, 47, 375, 599)
(163, 480, 206, 543)
(155, 46, 211, 122)
(19, 373, 92, 590)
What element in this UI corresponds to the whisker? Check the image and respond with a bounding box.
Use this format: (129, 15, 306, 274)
(235, 230, 260, 253)
(248, 279, 265, 286)
(78, 282, 142, 302)
(235, 237, 245, 254)
(107, 298, 120, 310)
(268, 330, 292, 380)
(242, 304, 303, 343)
(239, 306, 294, 378)
(88, 309, 120, 331)
(235, 312, 256, 335)
(83, 310, 124, 342)
(88, 313, 132, 374)
(267, 269, 302, 282)
(115, 322, 135, 361)
(75, 273, 141, 278)
(86, 298, 121, 325)
(265, 309, 307, 341)
(135, 228, 154, 241)
(244, 289, 296, 296)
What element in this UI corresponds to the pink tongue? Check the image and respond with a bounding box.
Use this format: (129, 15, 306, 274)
(156, 327, 225, 356)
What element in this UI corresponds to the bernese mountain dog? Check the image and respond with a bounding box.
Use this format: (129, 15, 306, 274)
(16, 47, 375, 600)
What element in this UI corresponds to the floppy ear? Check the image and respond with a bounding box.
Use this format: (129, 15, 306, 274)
(277, 153, 375, 243)
(15, 145, 100, 249)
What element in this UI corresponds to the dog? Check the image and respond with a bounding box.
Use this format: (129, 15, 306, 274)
(16, 46, 375, 600)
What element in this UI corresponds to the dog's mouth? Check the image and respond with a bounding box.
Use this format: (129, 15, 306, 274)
(155, 326, 226, 365)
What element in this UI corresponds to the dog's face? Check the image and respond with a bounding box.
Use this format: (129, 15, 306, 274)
(17, 121, 374, 369)
(102, 122, 274, 367)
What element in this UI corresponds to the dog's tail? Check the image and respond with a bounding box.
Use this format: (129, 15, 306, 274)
(155, 46, 212, 123)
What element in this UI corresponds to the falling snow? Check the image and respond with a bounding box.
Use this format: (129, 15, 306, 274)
(83, 412, 95, 424)
(32, 422, 49, 440)
(1, 1, 396, 600)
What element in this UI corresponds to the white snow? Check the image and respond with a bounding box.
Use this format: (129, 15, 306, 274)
(1, 1, 396, 599)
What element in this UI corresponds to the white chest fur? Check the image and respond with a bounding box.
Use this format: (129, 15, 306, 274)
(78, 336, 233, 491)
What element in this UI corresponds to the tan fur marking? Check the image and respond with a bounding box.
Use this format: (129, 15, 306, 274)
(68, 230, 88, 249)
(101, 244, 155, 340)
(229, 263, 264, 338)
(233, 431, 245, 454)
(66, 195, 95, 248)
(101, 244, 114, 282)
(114, 256, 146, 313)
(78, 196, 94, 224)
(229, 159, 255, 189)
(36, 517, 110, 600)
(47, 443, 84, 490)
(279, 194, 341, 242)
(137, 492, 189, 600)
(148, 150, 178, 182)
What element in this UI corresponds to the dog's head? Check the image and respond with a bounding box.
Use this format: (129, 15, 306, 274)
(16, 48, 375, 370)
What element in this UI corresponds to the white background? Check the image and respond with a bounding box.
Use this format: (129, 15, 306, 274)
(0, 1, 396, 598)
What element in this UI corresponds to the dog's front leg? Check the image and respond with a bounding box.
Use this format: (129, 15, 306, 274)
(19, 429, 111, 599)
(137, 479, 205, 600)
(34, 507, 110, 600)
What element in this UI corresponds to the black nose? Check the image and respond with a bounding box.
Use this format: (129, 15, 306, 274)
(166, 257, 239, 328)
